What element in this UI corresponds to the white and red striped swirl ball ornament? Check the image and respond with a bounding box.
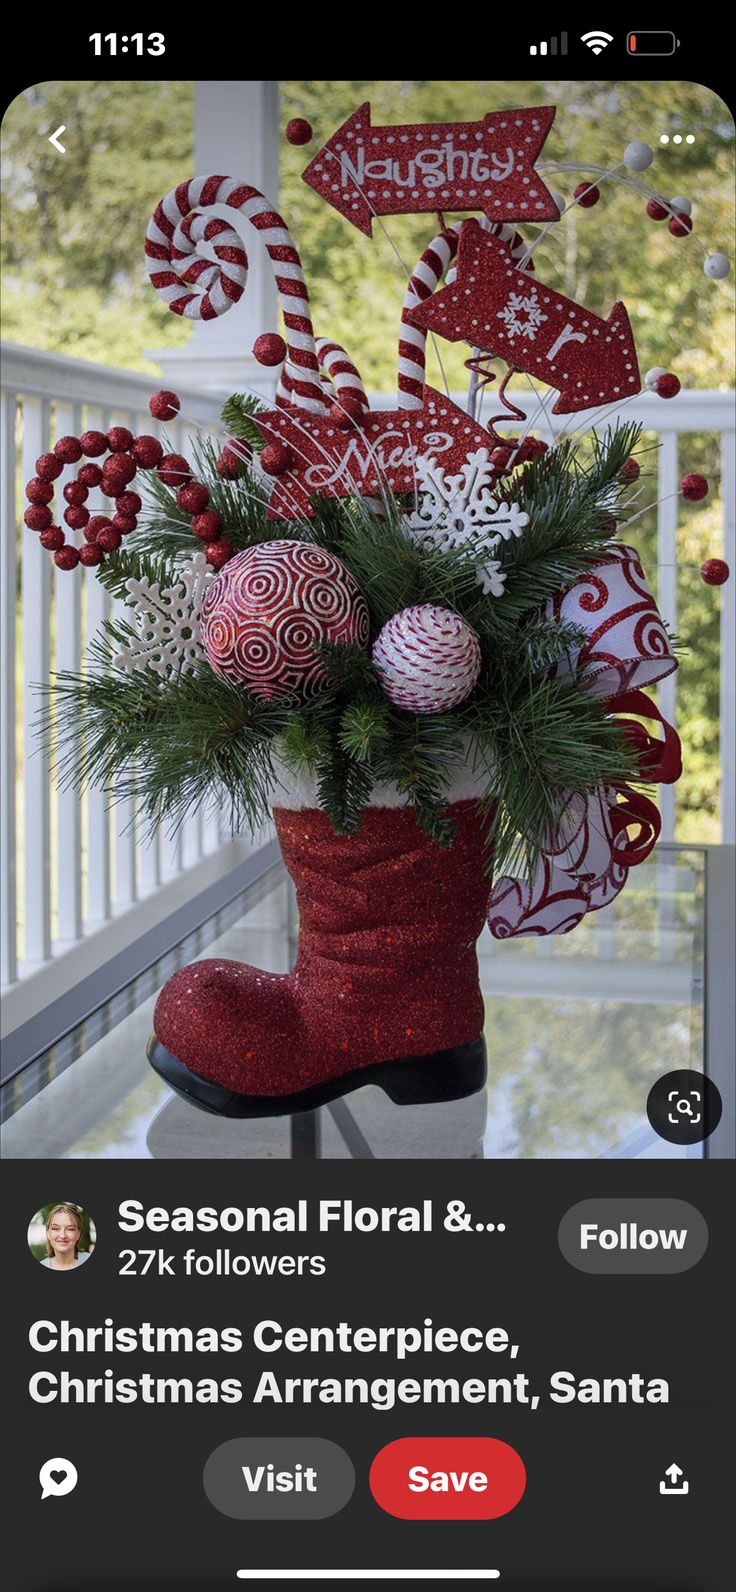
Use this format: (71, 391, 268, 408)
(200, 540, 369, 701)
(372, 605, 481, 714)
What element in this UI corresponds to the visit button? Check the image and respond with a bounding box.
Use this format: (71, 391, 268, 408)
(369, 1437, 526, 1520)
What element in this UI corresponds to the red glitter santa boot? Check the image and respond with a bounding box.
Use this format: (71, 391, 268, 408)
(148, 799, 491, 1117)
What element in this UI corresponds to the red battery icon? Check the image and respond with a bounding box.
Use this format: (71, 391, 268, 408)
(627, 30, 680, 54)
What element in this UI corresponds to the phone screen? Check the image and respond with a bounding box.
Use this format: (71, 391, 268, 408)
(1, 39, 734, 1592)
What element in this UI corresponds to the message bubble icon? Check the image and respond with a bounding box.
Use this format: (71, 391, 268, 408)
(39, 1458, 78, 1500)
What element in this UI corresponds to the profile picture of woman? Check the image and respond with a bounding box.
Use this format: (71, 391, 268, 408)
(28, 1204, 95, 1272)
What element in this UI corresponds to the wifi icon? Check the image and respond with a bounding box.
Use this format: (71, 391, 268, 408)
(581, 29, 614, 54)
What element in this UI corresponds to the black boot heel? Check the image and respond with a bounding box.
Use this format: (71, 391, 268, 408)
(147, 1033, 487, 1119)
(377, 1038, 487, 1105)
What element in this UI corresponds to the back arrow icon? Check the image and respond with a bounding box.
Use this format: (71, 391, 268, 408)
(48, 127, 66, 153)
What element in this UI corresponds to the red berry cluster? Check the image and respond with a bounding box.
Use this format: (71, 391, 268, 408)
(573, 182, 600, 209)
(24, 426, 163, 570)
(489, 436, 549, 473)
(645, 198, 693, 238)
(24, 390, 236, 573)
(655, 373, 681, 400)
(216, 442, 251, 480)
(171, 473, 235, 570)
(680, 473, 709, 503)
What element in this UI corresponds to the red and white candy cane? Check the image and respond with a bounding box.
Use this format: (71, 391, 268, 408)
(398, 222, 462, 410)
(145, 176, 325, 413)
(315, 337, 369, 413)
(276, 336, 368, 414)
(398, 221, 534, 409)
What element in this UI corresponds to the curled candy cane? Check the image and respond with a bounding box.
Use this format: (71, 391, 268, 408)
(398, 223, 462, 410)
(315, 337, 369, 411)
(276, 336, 368, 414)
(145, 176, 325, 412)
(398, 220, 535, 410)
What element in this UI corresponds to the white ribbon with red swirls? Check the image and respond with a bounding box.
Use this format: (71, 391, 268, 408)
(487, 544, 681, 937)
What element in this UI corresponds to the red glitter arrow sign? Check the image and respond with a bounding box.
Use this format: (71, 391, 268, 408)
(408, 220, 641, 414)
(256, 390, 494, 520)
(302, 104, 560, 236)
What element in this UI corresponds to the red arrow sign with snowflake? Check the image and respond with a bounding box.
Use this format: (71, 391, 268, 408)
(256, 390, 495, 520)
(302, 104, 560, 236)
(407, 220, 641, 414)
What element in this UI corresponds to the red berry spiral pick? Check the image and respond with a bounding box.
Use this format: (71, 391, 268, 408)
(20, 415, 185, 571)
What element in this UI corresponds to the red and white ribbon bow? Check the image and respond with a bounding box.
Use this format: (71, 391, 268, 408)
(546, 542, 677, 698)
(487, 546, 680, 937)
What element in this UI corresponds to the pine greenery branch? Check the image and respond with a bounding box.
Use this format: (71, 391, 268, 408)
(315, 639, 381, 692)
(38, 645, 290, 842)
(119, 668, 289, 820)
(280, 709, 332, 773)
(220, 391, 267, 452)
(335, 498, 425, 624)
(95, 547, 181, 603)
(372, 713, 467, 845)
(493, 421, 643, 622)
(338, 699, 392, 763)
(306, 494, 364, 555)
(464, 669, 638, 875)
(513, 615, 588, 675)
(314, 740, 375, 834)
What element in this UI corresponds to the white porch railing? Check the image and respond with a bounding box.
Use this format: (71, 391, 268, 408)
(0, 342, 273, 1033)
(1, 340, 734, 1033)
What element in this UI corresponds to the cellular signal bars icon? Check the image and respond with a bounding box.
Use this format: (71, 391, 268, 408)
(529, 33, 568, 55)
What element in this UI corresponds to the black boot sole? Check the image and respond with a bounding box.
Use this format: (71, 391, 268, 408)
(147, 1034, 487, 1119)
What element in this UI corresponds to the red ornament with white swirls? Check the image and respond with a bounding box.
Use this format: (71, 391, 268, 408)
(372, 605, 481, 714)
(200, 540, 369, 701)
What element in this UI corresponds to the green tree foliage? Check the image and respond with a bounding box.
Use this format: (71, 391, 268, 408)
(1, 79, 194, 368)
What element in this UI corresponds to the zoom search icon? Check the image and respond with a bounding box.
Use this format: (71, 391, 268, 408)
(668, 1090, 701, 1125)
(647, 1069, 722, 1145)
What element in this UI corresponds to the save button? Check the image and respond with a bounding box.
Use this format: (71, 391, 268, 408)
(369, 1437, 526, 1520)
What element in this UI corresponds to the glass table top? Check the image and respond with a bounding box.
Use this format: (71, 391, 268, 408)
(1, 847, 706, 1161)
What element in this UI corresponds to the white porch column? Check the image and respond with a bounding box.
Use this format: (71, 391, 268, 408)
(150, 80, 281, 399)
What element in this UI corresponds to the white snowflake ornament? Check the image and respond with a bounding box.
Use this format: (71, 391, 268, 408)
(114, 551, 211, 678)
(497, 285, 548, 341)
(405, 449, 529, 599)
